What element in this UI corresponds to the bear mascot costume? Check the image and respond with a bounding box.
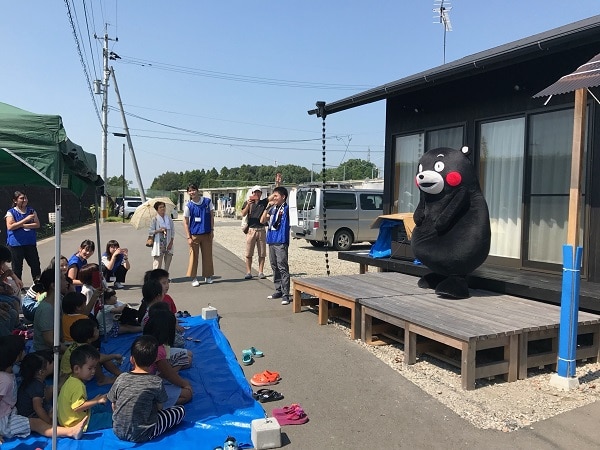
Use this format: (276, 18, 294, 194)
(411, 146, 491, 299)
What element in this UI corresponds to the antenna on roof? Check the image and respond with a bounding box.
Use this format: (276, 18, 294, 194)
(433, 0, 453, 64)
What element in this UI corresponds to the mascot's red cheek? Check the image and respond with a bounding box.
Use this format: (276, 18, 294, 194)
(446, 171, 462, 186)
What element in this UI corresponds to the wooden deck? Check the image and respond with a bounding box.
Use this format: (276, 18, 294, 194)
(291, 272, 600, 390)
(337, 251, 600, 313)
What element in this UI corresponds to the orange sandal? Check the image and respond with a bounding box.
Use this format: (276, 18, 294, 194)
(250, 370, 281, 386)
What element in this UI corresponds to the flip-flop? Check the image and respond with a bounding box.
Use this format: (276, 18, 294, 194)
(182, 311, 191, 318)
(241, 349, 253, 366)
(250, 370, 280, 386)
(248, 346, 264, 358)
(253, 389, 284, 403)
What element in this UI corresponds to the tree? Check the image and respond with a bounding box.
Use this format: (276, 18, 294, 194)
(329, 159, 378, 181)
(150, 171, 183, 191)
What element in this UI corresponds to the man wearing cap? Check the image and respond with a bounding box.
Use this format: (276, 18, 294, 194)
(241, 186, 268, 280)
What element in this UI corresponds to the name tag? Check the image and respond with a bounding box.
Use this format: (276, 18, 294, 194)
(194, 217, 201, 223)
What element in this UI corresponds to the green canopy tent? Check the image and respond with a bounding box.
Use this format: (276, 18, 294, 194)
(0, 101, 102, 449)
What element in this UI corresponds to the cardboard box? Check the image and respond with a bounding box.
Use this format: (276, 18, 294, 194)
(370, 213, 415, 240)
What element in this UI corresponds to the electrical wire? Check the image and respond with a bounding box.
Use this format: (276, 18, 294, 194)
(64, 0, 102, 126)
(116, 55, 374, 90)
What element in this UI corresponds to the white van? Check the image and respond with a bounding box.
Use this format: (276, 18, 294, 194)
(291, 185, 384, 251)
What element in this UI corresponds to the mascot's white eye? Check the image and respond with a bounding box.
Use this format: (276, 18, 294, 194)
(418, 164, 423, 172)
(434, 161, 445, 172)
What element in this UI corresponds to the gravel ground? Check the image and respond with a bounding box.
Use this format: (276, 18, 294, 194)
(213, 217, 600, 432)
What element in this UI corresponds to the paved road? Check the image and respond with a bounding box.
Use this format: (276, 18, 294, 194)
(32, 221, 600, 449)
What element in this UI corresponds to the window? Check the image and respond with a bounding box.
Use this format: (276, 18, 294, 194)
(479, 117, 525, 259)
(394, 126, 463, 213)
(324, 192, 356, 210)
(360, 193, 383, 210)
(296, 189, 316, 211)
(526, 108, 586, 265)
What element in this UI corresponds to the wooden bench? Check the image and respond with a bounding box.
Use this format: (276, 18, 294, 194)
(361, 288, 600, 389)
(292, 272, 425, 340)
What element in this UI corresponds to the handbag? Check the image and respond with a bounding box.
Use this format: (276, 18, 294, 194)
(241, 204, 250, 234)
(146, 235, 154, 247)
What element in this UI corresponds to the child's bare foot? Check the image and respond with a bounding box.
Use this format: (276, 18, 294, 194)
(71, 416, 88, 440)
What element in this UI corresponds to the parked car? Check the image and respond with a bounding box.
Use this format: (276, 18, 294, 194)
(291, 185, 384, 251)
(115, 196, 178, 220)
(117, 198, 143, 219)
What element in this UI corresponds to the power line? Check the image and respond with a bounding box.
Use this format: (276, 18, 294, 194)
(64, 0, 102, 126)
(114, 108, 325, 144)
(115, 55, 374, 90)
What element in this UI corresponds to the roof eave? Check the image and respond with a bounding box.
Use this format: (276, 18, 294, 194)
(308, 15, 600, 117)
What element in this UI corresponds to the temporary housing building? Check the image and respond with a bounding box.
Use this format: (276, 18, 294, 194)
(309, 16, 600, 309)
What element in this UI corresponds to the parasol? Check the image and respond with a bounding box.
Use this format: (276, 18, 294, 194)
(129, 197, 176, 230)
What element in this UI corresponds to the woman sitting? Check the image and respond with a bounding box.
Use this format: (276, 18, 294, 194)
(101, 240, 130, 289)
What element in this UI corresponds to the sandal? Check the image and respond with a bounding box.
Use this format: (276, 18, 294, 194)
(241, 349, 253, 366)
(281, 403, 302, 415)
(250, 370, 281, 386)
(253, 388, 284, 403)
(182, 310, 191, 318)
(248, 346, 264, 358)
(272, 407, 309, 425)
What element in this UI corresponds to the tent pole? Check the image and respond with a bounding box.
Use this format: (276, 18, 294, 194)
(51, 187, 61, 450)
(94, 187, 107, 341)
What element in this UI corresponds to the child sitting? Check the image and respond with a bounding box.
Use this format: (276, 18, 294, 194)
(57, 344, 113, 432)
(107, 335, 185, 443)
(144, 269, 185, 347)
(143, 303, 193, 406)
(15, 352, 53, 423)
(77, 263, 104, 313)
(61, 292, 97, 343)
(0, 335, 87, 444)
(144, 269, 177, 313)
(137, 278, 164, 327)
(60, 318, 122, 386)
(97, 288, 142, 337)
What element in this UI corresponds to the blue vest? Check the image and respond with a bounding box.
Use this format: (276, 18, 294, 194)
(266, 204, 290, 245)
(6, 207, 37, 246)
(188, 198, 212, 235)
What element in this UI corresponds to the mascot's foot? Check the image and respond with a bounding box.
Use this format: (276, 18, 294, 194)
(435, 276, 470, 299)
(418, 273, 447, 290)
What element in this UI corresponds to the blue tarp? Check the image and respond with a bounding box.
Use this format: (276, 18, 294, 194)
(369, 219, 400, 258)
(4, 317, 265, 449)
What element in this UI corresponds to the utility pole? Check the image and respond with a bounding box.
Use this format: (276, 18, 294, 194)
(95, 27, 117, 221)
(111, 67, 146, 202)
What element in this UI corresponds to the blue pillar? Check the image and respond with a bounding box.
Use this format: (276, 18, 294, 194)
(556, 244, 583, 378)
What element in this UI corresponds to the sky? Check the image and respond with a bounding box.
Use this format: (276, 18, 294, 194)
(1, 1, 599, 191)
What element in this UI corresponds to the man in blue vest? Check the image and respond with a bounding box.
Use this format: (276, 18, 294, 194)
(183, 184, 215, 287)
(261, 186, 291, 305)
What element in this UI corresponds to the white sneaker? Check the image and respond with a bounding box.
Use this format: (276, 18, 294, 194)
(281, 297, 291, 305)
(205, 276, 214, 284)
(191, 279, 200, 287)
(114, 282, 124, 289)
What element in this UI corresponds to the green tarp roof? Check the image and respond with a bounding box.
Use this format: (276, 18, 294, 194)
(0, 101, 101, 196)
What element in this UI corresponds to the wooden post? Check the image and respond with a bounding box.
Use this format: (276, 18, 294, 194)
(566, 88, 587, 247)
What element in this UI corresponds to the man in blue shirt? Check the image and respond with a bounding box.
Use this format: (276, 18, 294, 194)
(183, 184, 215, 287)
(261, 186, 291, 305)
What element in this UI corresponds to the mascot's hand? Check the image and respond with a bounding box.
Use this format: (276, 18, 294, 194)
(413, 200, 425, 227)
(434, 187, 469, 233)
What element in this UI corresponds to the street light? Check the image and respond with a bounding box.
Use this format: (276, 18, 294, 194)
(113, 133, 127, 222)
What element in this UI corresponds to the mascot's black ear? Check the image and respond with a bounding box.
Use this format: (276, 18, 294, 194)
(461, 146, 470, 156)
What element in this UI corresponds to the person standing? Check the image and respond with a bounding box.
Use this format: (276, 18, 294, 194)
(183, 184, 214, 287)
(148, 201, 174, 271)
(261, 186, 291, 305)
(5, 191, 41, 283)
(241, 186, 268, 280)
